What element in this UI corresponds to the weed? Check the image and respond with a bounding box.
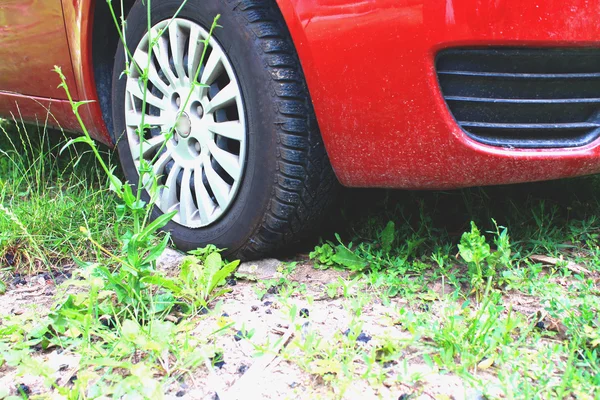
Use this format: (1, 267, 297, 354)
(458, 220, 511, 296)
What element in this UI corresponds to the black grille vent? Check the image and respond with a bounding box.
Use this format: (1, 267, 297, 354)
(436, 48, 600, 148)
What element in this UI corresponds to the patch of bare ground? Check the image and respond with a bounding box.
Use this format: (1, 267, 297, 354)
(1, 253, 592, 399)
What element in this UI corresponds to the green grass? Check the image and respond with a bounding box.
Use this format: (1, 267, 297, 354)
(0, 118, 117, 274)
(298, 179, 600, 398)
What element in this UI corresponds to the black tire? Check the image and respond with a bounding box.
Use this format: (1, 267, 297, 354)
(112, 0, 337, 260)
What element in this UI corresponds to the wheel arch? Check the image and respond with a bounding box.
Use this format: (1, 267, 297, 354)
(62, 0, 135, 145)
(67, 0, 315, 147)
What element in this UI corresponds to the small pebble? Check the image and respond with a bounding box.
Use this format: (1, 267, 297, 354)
(343, 329, 371, 343)
(466, 389, 487, 400)
(398, 394, 411, 400)
(16, 383, 31, 395)
(357, 332, 372, 343)
(265, 309, 272, 314)
(226, 278, 237, 286)
(237, 364, 249, 374)
(289, 382, 300, 388)
(234, 330, 245, 341)
(175, 390, 186, 397)
(221, 312, 229, 317)
(12, 276, 26, 286)
(211, 353, 225, 369)
(251, 305, 259, 312)
(199, 306, 209, 315)
(267, 285, 279, 294)
(263, 301, 273, 306)
(100, 316, 116, 329)
(299, 308, 309, 318)
(535, 321, 545, 330)
(5, 252, 15, 266)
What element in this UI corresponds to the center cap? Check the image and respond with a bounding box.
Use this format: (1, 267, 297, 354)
(175, 112, 192, 138)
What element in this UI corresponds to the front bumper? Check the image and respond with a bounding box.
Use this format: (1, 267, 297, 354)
(282, 0, 600, 189)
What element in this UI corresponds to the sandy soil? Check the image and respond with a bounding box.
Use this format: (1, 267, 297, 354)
(0, 254, 556, 400)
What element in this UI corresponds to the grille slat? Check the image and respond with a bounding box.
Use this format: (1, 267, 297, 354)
(438, 71, 600, 79)
(460, 122, 600, 129)
(437, 48, 600, 148)
(446, 96, 600, 104)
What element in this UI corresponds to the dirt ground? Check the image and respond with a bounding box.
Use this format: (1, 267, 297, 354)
(0, 252, 531, 400)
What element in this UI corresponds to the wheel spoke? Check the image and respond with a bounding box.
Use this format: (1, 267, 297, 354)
(127, 79, 167, 110)
(205, 82, 237, 113)
(207, 140, 241, 179)
(194, 165, 214, 224)
(133, 50, 171, 96)
(187, 24, 204, 81)
(203, 153, 230, 209)
(178, 168, 196, 225)
(206, 121, 244, 141)
(125, 112, 165, 128)
(159, 163, 181, 212)
(154, 33, 179, 87)
(200, 46, 224, 86)
(152, 150, 172, 178)
(169, 22, 188, 82)
(130, 135, 166, 161)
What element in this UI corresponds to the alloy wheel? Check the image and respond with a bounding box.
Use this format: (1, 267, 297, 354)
(125, 18, 246, 228)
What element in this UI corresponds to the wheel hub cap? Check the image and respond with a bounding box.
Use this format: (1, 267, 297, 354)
(175, 112, 192, 138)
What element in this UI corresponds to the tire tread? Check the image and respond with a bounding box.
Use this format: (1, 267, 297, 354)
(229, 0, 338, 259)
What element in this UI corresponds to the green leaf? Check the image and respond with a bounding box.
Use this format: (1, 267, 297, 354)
(422, 353, 434, 369)
(141, 275, 182, 294)
(60, 137, 90, 154)
(209, 260, 240, 294)
(71, 100, 95, 111)
(380, 221, 396, 253)
(151, 291, 175, 314)
(180, 257, 193, 284)
(458, 222, 490, 264)
(331, 246, 367, 271)
(205, 252, 222, 273)
(139, 211, 177, 241)
(122, 183, 136, 206)
(142, 234, 171, 265)
(0, 280, 5, 295)
(309, 243, 334, 266)
(149, 320, 175, 343)
(121, 319, 141, 342)
(204, 252, 223, 294)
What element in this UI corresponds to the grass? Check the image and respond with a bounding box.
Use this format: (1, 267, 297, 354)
(0, 118, 117, 275)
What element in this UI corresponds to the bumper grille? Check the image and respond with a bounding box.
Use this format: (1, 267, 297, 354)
(436, 48, 600, 148)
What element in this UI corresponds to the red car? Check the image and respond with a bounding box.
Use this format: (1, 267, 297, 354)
(2, 0, 600, 258)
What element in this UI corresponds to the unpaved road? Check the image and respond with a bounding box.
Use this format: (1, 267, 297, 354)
(0, 251, 508, 399)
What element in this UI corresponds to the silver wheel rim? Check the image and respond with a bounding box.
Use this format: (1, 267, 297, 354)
(125, 18, 247, 228)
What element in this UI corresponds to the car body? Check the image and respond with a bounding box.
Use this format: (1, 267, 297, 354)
(2, 0, 600, 257)
(2, 0, 600, 189)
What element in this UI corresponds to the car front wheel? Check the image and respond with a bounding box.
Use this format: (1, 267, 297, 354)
(111, 0, 337, 259)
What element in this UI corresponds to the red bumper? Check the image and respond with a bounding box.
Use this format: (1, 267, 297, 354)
(277, 0, 600, 189)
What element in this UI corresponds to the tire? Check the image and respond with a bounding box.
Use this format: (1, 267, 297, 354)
(111, 0, 337, 260)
